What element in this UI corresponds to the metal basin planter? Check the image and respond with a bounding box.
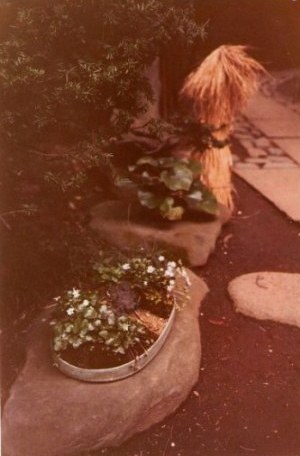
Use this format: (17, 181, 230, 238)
(52, 306, 175, 383)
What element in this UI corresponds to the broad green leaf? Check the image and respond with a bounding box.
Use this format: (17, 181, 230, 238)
(159, 197, 184, 221)
(185, 187, 218, 215)
(114, 175, 135, 189)
(157, 157, 178, 168)
(160, 163, 193, 191)
(136, 156, 158, 167)
(137, 190, 159, 209)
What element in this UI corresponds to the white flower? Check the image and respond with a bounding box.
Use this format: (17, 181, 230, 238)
(70, 288, 80, 299)
(147, 265, 155, 274)
(167, 279, 175, 293)
(72, 340, 82, 348)
(95, 319, 101, 326)
(189, 190, 203, 201)
(120, 322, 129, 331)
(108, 315, 115, 325)
(158, 255, 165, 262)
(167, 261, 177, 269)
(66, 307, 75, 316)
(122, 263, 131, 270)
(144, 281, 148, 286)
(85, 308, 94, 318)
(164, 269, 175, 278)
(78, 299, 90, 311)
(53, 296, 61, 302)
(100, 304, 108, 313)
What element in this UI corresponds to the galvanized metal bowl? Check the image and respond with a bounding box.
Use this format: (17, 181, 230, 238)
(52, 306, 175, 383)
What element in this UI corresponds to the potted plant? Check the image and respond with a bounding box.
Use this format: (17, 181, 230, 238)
(51, 250, 191, 382)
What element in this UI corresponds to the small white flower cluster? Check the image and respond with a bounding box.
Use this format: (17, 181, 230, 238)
(119, 254, 191, 302)
(51, 289, 149, 354)
(52, 252, 192, 355)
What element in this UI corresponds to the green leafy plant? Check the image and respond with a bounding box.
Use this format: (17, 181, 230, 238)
(123, 155, 217, 220)
(1, 0, 205, 328)
(0, 0, 204, 148)
(51, 288, 151, 355)
(94, 250, 191, 310)
(51, 249, 191, 357)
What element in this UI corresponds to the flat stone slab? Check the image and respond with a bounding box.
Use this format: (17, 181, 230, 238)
(90, 201, 229, 267)
(252, 118, 300, 139)
(228, 272, 300, 328)
(243, 92, 296, 120)
(234, 167, 300, 222)
(273, 139, 300, 166)
(2, 271, 208, 456)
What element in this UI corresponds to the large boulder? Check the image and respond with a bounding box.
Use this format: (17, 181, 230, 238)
(90, 201, 229, 267)
(228, 272, 300, 328)
(2, 271, 208, 456)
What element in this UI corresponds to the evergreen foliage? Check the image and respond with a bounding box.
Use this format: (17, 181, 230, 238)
(0, 0, 204, 148)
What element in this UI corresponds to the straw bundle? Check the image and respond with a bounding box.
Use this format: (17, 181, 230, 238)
(181, 45, 266, 210)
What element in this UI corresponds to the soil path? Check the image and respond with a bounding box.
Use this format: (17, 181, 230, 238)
(89, 174, 300, 456)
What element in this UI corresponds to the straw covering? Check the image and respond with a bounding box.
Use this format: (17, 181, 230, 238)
(181, 45, 266, 210)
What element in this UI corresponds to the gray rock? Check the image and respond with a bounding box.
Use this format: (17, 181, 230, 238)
(228, 272, 300, 328)
(89, 201, 230, 267)
(2, 271, 208, 456)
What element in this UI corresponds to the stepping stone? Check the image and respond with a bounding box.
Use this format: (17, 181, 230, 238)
(243, 92, 300, 138)
(252, 118, 300, 139)
(90, 201, 230, 267)
(237, 138, 254, 150)
(273, 139, 300, 166)
(234, 131, 252, 139)
(234, 167, 300, 222)
(234, 162, 259, 170)
(268, 147, 283, 156)
(228, 272, 300, 328)
(254, 137, 271, 148)
(246, 147, 267, 158)
(2, 272, 208, 456)
(243, 92, 297, 120)
(267, 156, 295, 163)
(245, 158, 268, 165)
(263, 161, 298, 169)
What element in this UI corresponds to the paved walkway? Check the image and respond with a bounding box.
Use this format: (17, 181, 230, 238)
(233, 70, 300, 222)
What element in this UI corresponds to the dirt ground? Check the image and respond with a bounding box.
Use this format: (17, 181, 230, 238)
(86, 175, 300, 456)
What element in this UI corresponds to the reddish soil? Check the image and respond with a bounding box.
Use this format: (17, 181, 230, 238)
(85, 175, 300, 456)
